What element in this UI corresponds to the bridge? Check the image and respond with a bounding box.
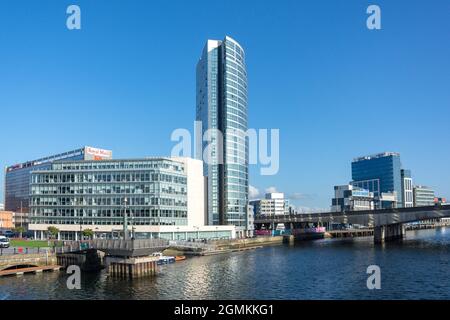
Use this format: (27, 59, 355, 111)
(55, 239, 170, 257)
(254, 204, 450, 243)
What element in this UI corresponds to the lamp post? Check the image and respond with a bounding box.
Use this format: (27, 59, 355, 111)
(130, 203, 135, 240)
(79, 215, 83, 248)
(194, 226, 199, 241)
(123, 198, 128, 240)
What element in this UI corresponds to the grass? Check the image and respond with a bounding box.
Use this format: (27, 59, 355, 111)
(10, 240, 63, 248)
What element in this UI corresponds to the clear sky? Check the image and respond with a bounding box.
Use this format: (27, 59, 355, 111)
(0, 0, 449, 210)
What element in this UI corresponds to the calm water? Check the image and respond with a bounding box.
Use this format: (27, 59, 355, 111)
(1, 228, 450, 300)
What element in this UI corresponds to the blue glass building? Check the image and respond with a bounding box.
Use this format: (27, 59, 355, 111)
(351, 152, 403, 208)
(196, 36, 249, 234)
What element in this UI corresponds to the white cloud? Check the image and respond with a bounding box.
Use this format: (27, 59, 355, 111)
(265, 186, 278, 194)
(249, 185, 261, 199)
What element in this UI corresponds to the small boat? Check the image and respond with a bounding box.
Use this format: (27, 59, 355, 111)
(152, 252, 175, 265)
(175, 255, 186, 262)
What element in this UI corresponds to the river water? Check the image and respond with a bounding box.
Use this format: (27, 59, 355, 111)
(1, 228, 449, 300)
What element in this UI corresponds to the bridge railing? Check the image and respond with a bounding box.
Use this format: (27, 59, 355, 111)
(90, 239, 169, 250)
(53, 239, 170, 253)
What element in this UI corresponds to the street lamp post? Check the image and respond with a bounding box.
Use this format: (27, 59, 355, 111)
(194, 226, 199, 241)
(79, 215, 83, 248)
(123, 198, 128, 240)
(131, 204, 135, 240)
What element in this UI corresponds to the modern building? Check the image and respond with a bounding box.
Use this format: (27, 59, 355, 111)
(413, 186, 435, 207)
(28, 157, 235, 241)
(352, 152, 411, 208)
(331, 185, 375, 212)
(250, 193, 290, 216)
(196, 36, 249, 237)
(401, 169, 414, 208)
(4, 146, 113, 229)
(0, 211, 14, 230)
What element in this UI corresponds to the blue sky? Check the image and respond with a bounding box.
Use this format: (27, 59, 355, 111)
(0, 0, 449, 210)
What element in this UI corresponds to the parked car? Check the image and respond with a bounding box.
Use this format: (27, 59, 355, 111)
(0, 236, 10, 248)
(0, 230, 15, 238)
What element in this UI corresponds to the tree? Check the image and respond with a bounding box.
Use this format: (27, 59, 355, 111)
(13, 226, 26, 238)
(82, 229, 94, 240)
(47, 226, 59, 240)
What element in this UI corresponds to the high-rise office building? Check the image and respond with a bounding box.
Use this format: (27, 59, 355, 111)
(4, 146, 112, 227)
(196, 36, 249, 235)
(351, 152, 406, 208)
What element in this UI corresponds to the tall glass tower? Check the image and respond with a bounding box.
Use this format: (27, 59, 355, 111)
(196, 36, 248, 232)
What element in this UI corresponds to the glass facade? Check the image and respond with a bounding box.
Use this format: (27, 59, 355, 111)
(30, 159, 188, 227)
(352, 152, 402, 208)
(196, 36, 248, 229)
(4, 148, 87, 215)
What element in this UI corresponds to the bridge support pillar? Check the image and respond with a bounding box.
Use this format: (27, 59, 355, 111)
(374, 223, 405, 243)
(106, 256, 159, 279)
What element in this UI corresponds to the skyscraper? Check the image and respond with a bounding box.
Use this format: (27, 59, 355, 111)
(196, 36, 248, 235)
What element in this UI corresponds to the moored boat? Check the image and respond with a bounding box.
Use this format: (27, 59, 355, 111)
(175, 255, 186, 262)
(152, 252, 175, 265)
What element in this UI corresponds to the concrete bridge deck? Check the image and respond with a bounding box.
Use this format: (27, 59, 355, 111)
(255, 205, 450, 227)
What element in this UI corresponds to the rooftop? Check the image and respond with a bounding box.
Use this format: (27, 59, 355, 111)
(6, 146, 112, 172)
(353, 152, 400, 162)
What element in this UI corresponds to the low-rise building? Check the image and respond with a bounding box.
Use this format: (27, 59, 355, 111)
(331, 185, 375, 212)
(0, 211, 14, 230)
(250, 192, 289, 216)
(29, 157, 235, 241)
(413, 186, 435, 207)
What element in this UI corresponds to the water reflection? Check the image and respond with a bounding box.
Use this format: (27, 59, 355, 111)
(1, 228, 449, 300)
